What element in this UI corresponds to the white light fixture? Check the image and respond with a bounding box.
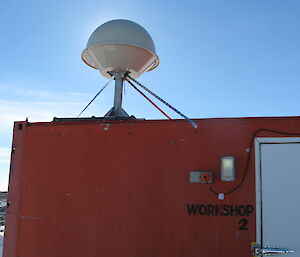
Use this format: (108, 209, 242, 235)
(221, 156, 235, 182)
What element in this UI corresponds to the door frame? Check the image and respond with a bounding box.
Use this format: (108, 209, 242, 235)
(254, 137, 300, 248)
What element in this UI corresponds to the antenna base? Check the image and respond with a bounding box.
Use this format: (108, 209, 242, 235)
(104, 107, 129, 117)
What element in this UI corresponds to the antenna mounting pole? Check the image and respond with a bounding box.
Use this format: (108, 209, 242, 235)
(105, 71, 129, 117)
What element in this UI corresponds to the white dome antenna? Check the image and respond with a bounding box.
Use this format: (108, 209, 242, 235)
(79, 20, 197, 128)
(82, 19, 159, 79)
(81, 19, 159, 117)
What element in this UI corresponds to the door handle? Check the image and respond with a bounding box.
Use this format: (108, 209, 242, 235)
(254, 246, 295, 256)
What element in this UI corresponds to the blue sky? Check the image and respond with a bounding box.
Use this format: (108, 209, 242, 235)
(0, 0, 300, 190)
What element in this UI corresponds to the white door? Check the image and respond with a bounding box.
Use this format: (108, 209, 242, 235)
(255, 138, 300, 256)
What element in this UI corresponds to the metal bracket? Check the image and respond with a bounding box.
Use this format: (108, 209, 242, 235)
(254, 245, 295, 256)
